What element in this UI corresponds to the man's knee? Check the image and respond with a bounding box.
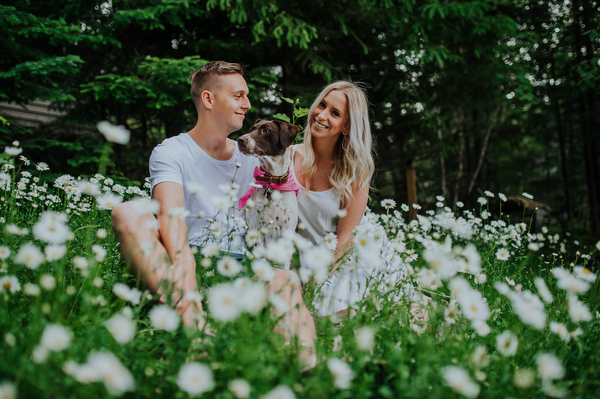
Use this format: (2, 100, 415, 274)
(111, 202, 141, 236)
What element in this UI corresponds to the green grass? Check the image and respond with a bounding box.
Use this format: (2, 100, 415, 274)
(1, 153, 599, 399)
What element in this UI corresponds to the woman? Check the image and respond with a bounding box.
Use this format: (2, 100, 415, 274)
(290, 81, 421, 316)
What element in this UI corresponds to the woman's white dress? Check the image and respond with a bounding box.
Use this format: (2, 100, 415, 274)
(290, 147, 419, 316)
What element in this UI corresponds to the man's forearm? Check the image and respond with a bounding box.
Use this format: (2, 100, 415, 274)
(157, 214, 194, 265)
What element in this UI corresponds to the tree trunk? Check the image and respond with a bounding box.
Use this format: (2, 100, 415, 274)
(550, 59, 571, 222)
(467, 103, 502, 196)
(452, 112, 465, 209)
(437, 117, 447, 198)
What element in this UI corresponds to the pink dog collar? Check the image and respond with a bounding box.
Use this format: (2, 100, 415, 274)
(238, 166, 302, 209)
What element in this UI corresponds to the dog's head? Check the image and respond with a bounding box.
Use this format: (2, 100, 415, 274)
(237, 119, 300, 157)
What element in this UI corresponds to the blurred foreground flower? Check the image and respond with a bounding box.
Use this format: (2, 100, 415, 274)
(15, 243, 44, 270)
(33, 211, 71, 244)
(0, 381, 16, 399)
(112, 283, 142, 305)
(441, 366, 480, 398)
(355, 326, 375, 351)
(176, 362, 215, 395)
(536, 352, 565, 381)
(97, 121, 131, 145)
(264, 385, 296, 399)
(327, 358, 354, 389)
(148, 305, 180, 332)
(105, 313, 136, 344)
(0, 276, 20, 294)
(41, 324, 71, 352)
(496, 330, 518, 357)
(4, 145, 22, 156)
(228, 379, 251, 398)
(64, 351, 136, 395)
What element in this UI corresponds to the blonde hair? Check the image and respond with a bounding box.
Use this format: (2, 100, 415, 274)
(302, 81, 375, 207)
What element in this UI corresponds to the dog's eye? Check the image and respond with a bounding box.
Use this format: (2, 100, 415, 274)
(262, 129, 269, 135)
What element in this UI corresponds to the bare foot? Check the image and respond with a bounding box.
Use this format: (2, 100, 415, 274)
(299, 341, 317, 372)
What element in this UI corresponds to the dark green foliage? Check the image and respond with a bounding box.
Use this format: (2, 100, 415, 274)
(0, 0, 599, 241)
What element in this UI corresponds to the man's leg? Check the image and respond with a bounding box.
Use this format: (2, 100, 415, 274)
(111, 202, 199, 327)
(267, 268, 317, 369)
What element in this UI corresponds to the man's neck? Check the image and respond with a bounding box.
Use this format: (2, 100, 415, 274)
(187, 123, 236, 161)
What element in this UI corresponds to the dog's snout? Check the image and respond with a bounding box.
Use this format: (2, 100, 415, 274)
(238, 136, 247, 144)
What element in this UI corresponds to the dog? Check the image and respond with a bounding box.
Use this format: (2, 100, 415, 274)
(237, 119, 301, 249)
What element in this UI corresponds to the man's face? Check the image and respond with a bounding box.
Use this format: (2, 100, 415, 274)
(211, 73, 251, 133)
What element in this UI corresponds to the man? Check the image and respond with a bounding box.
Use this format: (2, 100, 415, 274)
(111, 61, 316, 367)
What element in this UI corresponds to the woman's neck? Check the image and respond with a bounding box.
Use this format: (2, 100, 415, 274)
(311, 136, 336, 163)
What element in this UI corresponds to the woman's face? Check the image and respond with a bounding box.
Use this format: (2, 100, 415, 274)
(310, 89, 349, 141)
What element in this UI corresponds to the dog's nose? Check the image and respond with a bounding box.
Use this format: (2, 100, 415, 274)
(238, 136, 246, 144)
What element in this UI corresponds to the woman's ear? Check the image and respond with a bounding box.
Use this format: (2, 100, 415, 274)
(342, 122, 350, 135)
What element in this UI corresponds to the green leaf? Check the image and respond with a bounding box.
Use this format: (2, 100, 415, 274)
(272, 113, 290, 123)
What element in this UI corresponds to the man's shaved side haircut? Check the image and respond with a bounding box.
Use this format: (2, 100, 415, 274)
(190, 61, 245, 108)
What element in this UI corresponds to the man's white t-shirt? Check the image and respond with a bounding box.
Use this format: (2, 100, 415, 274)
(149, 133, 259, 255)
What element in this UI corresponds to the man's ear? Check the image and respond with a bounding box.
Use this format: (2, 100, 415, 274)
(201, 90, 213, 109)
(278, 121, 300, 147)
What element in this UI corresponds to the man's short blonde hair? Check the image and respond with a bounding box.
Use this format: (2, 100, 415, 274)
(189, 61, 245, 108)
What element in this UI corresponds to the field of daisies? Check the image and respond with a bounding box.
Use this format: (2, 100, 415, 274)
(1, 138, 600, 399)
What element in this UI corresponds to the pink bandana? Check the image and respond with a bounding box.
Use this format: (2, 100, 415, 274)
(238, 166, 302, 209)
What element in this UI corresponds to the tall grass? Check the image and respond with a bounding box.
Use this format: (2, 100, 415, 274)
(1, 149, 599, 399)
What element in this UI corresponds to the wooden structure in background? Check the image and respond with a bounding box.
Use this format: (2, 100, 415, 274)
(0, 100, 65, 128)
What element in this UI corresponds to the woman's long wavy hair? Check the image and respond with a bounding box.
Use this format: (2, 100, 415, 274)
(302, 81, 375, 208)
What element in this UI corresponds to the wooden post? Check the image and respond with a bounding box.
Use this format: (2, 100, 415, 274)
(406, 158, 417, 221)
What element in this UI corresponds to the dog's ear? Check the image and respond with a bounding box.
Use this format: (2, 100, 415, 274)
(277, 121, 300, 148)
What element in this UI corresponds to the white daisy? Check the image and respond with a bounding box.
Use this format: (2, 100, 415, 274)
(536, 352, 564, 381)
(496, 330, 518, 357)
(228, 379, 251, 398)
(495, 248, 510, 261)
(251, 259, 275, 282)
(148, 305, 180, 332)
(87, 351, 136, 394)
(354, 326, 375, 352)
(208, 282, 241, 322)
(380, 199, 396, 210)
(40, 324, 71, 352)
(0, 246, 11, 259)
(176, 362, 215, 395)
(105, 314, 136, 344)
(441, 366, 480, 398)
(96, 193, 123, 210)
(97, 121, 131, 144)
(15, 243, 45, 270)
(513, 368, 535, 388)
(264, 385, 296, 399)
(216, 256, 242, 277)
(327, 358, 354, 389)
(112, 283, 142, 305)
(0, 276, 20, 294)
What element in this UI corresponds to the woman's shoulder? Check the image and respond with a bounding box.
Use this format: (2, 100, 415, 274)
(292, 143, 306, 162)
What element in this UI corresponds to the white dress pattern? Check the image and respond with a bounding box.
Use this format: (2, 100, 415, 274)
(291, 146, 419, 316)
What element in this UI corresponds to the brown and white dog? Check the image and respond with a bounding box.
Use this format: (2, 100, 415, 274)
(237, 119, 301, 247)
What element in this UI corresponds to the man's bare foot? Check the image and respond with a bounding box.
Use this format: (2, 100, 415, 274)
(299, 341, 317, 372)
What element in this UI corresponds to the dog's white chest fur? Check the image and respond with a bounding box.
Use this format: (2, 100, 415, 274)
(247, 148, 298, 243)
